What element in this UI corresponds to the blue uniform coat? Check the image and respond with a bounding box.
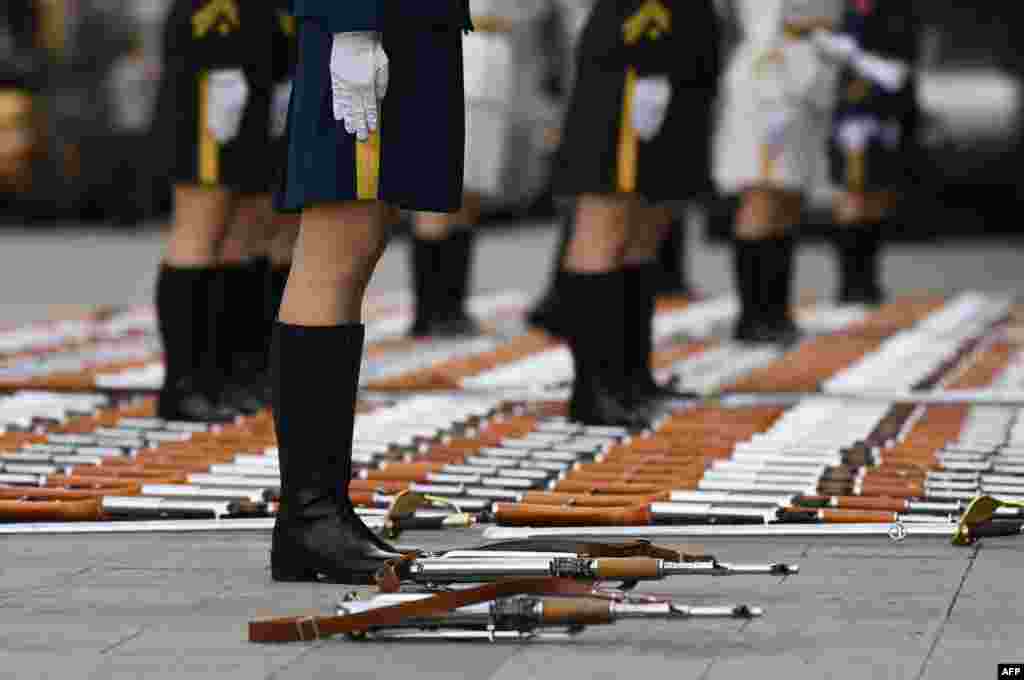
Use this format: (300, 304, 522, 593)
(276, 1, 472, 213)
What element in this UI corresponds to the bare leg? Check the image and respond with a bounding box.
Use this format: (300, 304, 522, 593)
(563, 194, 634, 273)
(280, 201, 391, 325)
(165, 185, 233, 266)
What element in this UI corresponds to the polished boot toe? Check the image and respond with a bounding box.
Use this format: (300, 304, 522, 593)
(221, 382, 266, 415)
(434, 313, 482, 338)
(271, 516, 403, 585)
(734, 318, 801, 347)
(570, 383, 650, 430)
(158, 384, 239, 424)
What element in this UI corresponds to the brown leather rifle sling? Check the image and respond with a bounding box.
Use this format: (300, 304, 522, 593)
(248, 576, 597, 644)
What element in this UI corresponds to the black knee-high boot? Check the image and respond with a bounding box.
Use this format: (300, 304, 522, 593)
(214, 258, 271, 414)
(732, 237, 800, 346)
(732, 239, 762, 343)
(833, 220, 885, 305)
(527, 213, 574, 336)
(435, 229, 481, 337)
(562, 270, 649, 430)
(624, 262, 695, 407)
(655, 219, 693, 296)
(155, 265, 239, 423)
(765, 234, 799, 341)
(409, 235, 442, 338)
(269, 322, 404, 584)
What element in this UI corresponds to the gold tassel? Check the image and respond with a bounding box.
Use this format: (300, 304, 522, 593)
(616, 68, 639, 194)
(197, 72, 220, 185)
(356, 121, 382, 201)
(847, 149, 865, 193)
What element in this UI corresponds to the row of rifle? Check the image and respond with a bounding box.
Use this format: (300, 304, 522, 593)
(248, 539, 796, 643)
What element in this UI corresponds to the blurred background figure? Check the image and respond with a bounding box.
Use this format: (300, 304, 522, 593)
(547, 0, 721, 428)
(406, 0, 563, 339)
(148, 0, 277, 422)
(0, 0, 144, 221)
(816, 0, 922, 306)
(0, 0, 1022, 331)
(527, 0, 718, 334)
(714, 0, 844, 345)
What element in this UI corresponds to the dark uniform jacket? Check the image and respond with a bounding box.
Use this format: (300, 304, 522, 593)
(152, 0, 278, 191)
(554, 0, 723, 202)
(275, 0, 473, 213)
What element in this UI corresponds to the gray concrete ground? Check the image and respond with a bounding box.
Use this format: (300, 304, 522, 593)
(1, 220, 1023, 324)
(2, 222, 1024, 679)
(1, 530, 1019, 680)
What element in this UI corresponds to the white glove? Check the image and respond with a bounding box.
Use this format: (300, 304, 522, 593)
(837, 117, 879, 152)
(811, 30, 859, 65)
(270, 80, 292, 139)
(206, 69, 249, 144)
(631, 76, 672, 142)
(759, 105, 797, 152)
(330, 31, 389, 141)
(853, 52, 910, 93)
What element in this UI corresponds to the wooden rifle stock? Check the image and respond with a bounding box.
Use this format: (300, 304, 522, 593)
(520, 492, 670, 507)
(797, 495, 909, 513)
(553, 481, 669, 495)
(539, 598, 613, 625)
(0, 486, 138, 501)
(0, 498, 104, 522)
(494, 503, 652, 527)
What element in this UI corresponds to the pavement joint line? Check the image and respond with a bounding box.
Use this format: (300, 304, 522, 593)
(779, 544, 812, 585)
(913, 542, 981, 680)
(0, 564, 95, 603)
(263, 640, 329, 680)
(98, 627, 146, 655)
(694, 653, 720, 680)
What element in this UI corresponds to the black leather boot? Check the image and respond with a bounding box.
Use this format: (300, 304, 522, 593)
(624, 263, 695, 410)
(563, 270, 649, 430)
(732, 238, 800, 346)
(434, 229, 481, 337)
(214, 259, 270, 415)
(732, 239, 762, 343)
(655, 219, 694, 297)
(527, 214, 573, 337)
(155, 265, 239, 423)
(270, 322, 405, 585)
(761, 235, 801, 346)
(409, 236, 441, 338)
(834, 221, 885, 306)
(259, 263, 290, 404)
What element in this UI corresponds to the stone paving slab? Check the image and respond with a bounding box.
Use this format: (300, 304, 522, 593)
(2, 529, 1021, 680)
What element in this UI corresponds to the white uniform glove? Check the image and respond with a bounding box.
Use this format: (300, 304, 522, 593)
(632, 76, 672, 142)
(330, 31, 389, 141)
(270, 80, 292, 139)
(760, 105, 796, 151)
(853, 52, 910, 93)
(837, 117, 879, 152)
(206, 69, 249, 144)
(811, 29, 859, 65)
(813, 29, 909, 93)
